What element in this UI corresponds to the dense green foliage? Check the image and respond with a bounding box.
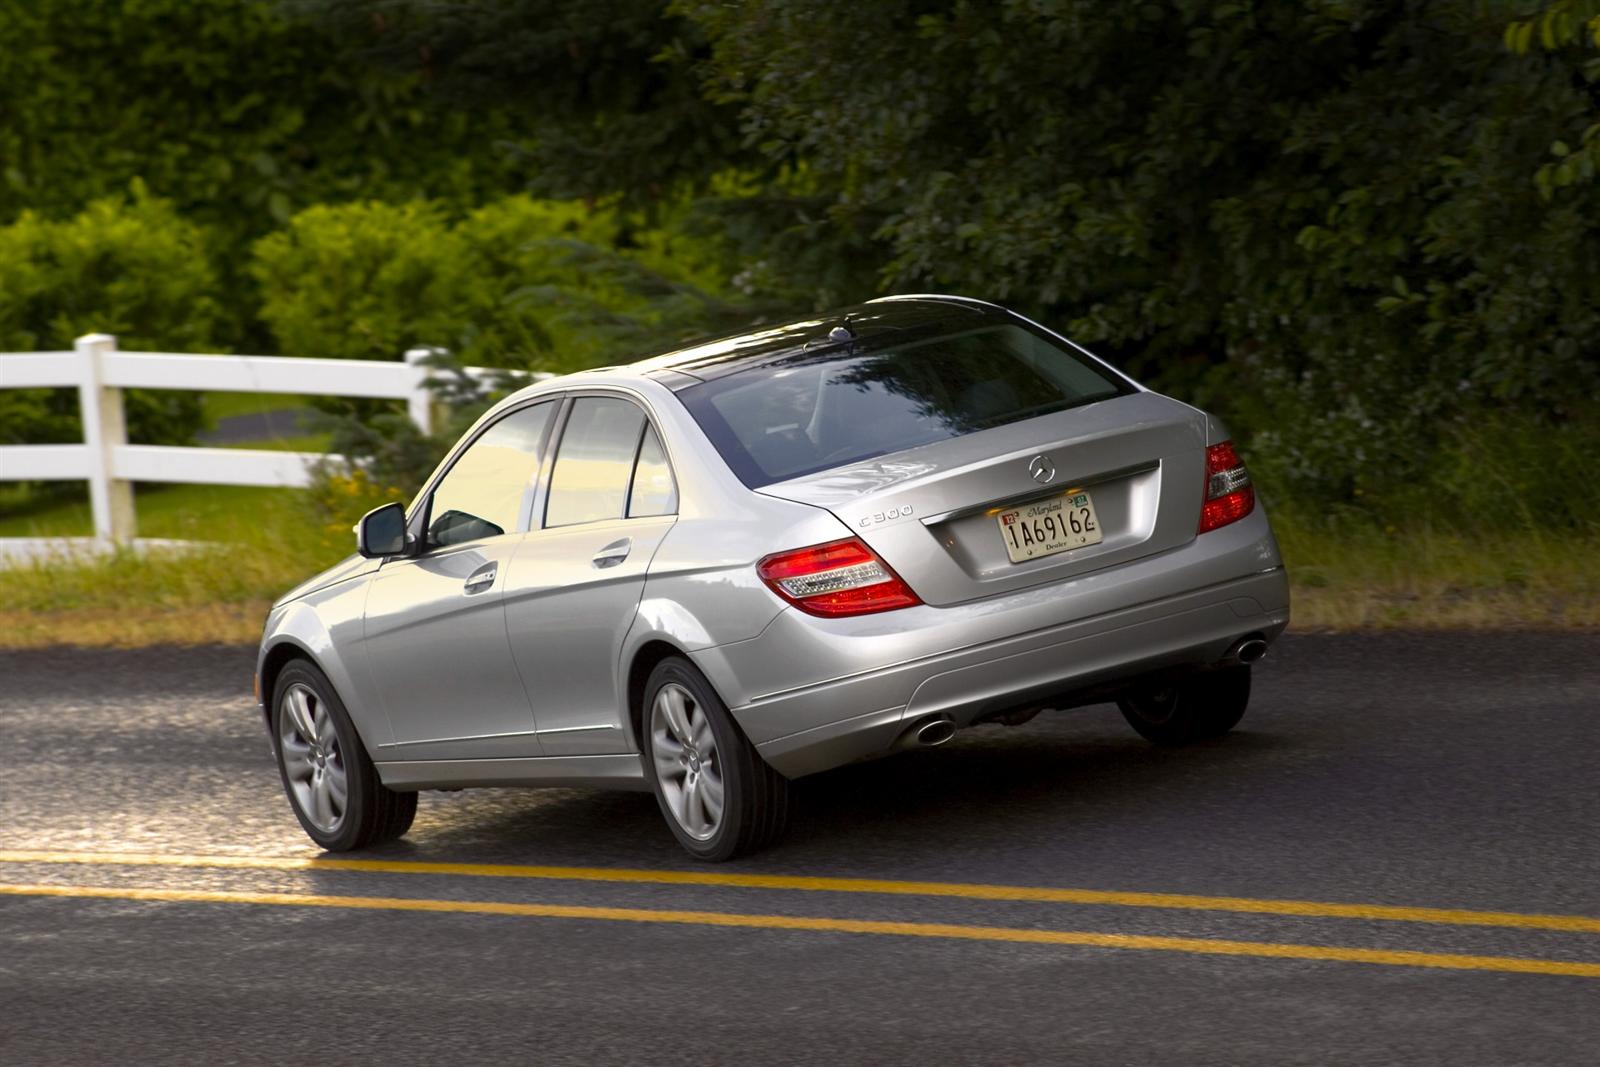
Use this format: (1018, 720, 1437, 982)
(251, 195, 776, 373)
(289, 0, 747, 203)
(0, 0, 517, 231)
(2, 0, 1596, 531)
(679, 0, 1600, 508)
(0, 189, 219, 445)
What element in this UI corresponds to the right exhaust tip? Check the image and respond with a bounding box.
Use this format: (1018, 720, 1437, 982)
(915, 718, 958, 747)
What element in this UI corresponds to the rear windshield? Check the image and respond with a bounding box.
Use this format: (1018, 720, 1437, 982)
(676, 322, 1133, 488)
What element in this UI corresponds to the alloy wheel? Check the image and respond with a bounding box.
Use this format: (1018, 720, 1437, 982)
(278, 682, 348, 833)
(650, 682, 725, 841)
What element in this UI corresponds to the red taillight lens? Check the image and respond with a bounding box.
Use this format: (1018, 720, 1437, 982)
(757, 537, 922, 617)
(1198, 440, 1255, 534)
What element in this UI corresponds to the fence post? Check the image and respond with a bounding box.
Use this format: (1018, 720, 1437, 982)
(75, 333, 136, 545)
(404, 348, 435, 436)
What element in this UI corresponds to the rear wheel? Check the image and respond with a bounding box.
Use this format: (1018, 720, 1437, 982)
(642, 656, 790, 861)
(271, 660, 416, 851)
(1118, 666, 1251, 745)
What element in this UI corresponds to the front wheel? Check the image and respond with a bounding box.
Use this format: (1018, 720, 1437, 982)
(642, 657, 790, 861)
(271, 660, 417, 851)
(1118, 666, 1251, 745)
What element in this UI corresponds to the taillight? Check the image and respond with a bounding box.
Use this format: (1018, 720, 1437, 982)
(757, 537, 922, 617)
(1198, 440, 1255, 534)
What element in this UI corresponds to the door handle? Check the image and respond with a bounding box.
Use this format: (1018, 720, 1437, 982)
(463, 565, 497, 593)
(592, 537, 632, 569)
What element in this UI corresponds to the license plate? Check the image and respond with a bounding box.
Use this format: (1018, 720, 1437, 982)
(996, 490, 1103, 563)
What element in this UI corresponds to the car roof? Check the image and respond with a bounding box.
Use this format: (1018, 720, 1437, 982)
(629, 295, 999, 385)
(497, 294, 1006, 405)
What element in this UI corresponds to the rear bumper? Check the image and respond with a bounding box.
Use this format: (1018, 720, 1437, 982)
(690, 508, 1288, 778)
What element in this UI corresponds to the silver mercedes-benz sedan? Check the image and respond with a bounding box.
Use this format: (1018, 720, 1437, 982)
(256, 295, 1289, 860)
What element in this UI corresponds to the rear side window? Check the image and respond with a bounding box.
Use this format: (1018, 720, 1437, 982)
(676, 323, 1131, 487)
(545, 397, 648, 527)
(628, 425, 677, 518)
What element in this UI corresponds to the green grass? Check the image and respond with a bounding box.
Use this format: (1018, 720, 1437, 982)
(0, 482, 305, 539)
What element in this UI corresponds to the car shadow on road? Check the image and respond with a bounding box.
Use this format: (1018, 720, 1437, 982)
(360, 707, 1291, 872)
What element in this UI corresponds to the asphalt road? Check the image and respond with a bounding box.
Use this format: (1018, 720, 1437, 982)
(2, 633, 1598, 1065)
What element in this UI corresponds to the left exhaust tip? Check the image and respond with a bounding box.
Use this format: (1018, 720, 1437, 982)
(1230, 636, 1269, 665)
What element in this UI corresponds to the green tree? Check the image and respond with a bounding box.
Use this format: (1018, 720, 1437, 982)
(0, 0, 525, 353)
(285, 0, 747, 205)
(1504, 1, 1600, 197)
(677, 0, 1600, 504)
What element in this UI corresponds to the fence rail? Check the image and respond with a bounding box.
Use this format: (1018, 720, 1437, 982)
(0, 334, 534, 552)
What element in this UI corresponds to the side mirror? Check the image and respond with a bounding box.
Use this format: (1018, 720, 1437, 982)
(355, 502, 410, 559)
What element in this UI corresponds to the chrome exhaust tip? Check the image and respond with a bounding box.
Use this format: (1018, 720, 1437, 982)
(915, 717, 958, 747)
(1229, 636, 1269, 665)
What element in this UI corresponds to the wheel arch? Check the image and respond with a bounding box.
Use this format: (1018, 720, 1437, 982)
(625, 639, 689, 753)
(258, 636, 317, 728)
(258, 596, 391, 752)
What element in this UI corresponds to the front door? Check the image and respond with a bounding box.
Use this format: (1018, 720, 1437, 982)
(503, 396, 680, 756)
(363, 400, 557, 762)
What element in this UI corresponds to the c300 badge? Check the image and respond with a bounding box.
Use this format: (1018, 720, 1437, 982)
(859, 505, 913, 528)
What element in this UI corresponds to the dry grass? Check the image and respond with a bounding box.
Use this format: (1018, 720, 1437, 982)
(0, 484, 347, 651)
(1277, 516, 1599, 630)
(0, 601, 271, 649)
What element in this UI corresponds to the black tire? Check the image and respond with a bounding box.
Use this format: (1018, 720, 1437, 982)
(641, 656, 790, 862)
(270, 659, 417, 851)
(1117, 666, 1251, 745)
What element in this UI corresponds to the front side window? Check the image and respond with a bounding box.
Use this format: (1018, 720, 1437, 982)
(545, 397, 648, 527)
(426, 402, 554, 548)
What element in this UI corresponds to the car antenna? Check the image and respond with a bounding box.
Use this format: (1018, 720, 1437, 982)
(827, 316, 856, 349)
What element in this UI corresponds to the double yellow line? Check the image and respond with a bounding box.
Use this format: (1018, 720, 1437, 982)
(3, 850, 1598, 979)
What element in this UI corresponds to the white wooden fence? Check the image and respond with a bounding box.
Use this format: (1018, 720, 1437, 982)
(0, 334, 534, 558)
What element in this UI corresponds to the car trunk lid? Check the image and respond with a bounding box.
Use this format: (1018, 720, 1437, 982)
(757, 392, 1207, 607)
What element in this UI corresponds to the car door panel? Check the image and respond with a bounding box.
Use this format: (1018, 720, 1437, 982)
(502, 395, 682, 757)
(364, 538, 538, 761)
(503, 517, 676, 755)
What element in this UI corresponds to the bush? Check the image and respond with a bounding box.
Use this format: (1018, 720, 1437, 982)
(251, 195, 771, 378)
(456, 194, 758, 373)
(249, 200, 472, 364)
(0, 186, 221, 446)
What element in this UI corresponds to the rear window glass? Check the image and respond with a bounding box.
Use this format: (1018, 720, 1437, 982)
(676, 323, 1132, 488)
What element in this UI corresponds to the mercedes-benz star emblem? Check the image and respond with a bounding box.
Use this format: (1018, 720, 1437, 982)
(1028, 455, 1056, 484)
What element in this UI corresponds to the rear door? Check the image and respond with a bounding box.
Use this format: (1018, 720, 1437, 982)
(674, 317, 1208, 606)
(502, 395, 679, 756)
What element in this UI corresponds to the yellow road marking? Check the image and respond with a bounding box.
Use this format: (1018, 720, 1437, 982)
(2, 881, 1597, 979)
(2, 849, 1597, 934)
